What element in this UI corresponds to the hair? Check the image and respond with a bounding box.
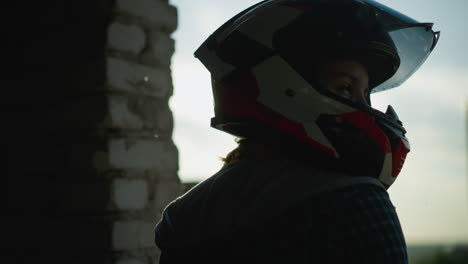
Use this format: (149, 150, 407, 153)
(219, 132, 346, 175)
(220, 138, 253, 165)
(219, 136, 317, 166)
(221, 137, 287, 165)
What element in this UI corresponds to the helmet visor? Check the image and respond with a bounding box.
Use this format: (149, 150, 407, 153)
(196, 0, 439, 93)
(361, 0, 440, 92)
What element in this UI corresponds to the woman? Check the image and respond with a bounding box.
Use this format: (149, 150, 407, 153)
(154, 0, 439, 263)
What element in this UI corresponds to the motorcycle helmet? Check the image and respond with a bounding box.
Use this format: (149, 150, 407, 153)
(195, 0, 439, 188)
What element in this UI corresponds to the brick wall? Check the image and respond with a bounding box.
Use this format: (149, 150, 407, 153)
(6, 0, 181, 263)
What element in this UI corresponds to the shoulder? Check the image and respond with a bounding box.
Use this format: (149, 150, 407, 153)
(300, 184, 408, 263)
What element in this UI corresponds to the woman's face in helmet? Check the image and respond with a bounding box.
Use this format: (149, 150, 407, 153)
(322, 60, 370, 105)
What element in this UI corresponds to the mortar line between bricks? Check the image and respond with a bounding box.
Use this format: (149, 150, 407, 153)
(106, 51, 173, 71)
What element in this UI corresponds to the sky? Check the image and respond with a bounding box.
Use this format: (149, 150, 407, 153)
(168, 0, 468, 245)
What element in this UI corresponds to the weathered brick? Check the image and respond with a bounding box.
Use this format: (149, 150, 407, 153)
(107, 57, 172, 98)
(116, 258, 147, 264)
(107, 94, 173, 134)
(154, 103, 174, 136)
(113, 179, 149, 210)
(107, 138, 178, 170)
(157, 103, 174, 136)
(112, 220, 155, 250)
(154, 180, 183, 210)
(108, 22, 146, 55)
(141, 31, 174, 68)
(116, 0, 177, 32)
(108, 94, 145, 130)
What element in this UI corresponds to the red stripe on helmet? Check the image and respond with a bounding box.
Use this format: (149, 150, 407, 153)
(220, 71, 336, 157)
(392, 139, 410, 177)
(340, 111, 391, 153)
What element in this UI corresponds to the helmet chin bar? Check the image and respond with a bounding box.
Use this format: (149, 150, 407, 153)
(372, 105, 408, 139)
(384, 105, 402, 125)
(320, 88, 408, 138)
(374, 105, 411, 186)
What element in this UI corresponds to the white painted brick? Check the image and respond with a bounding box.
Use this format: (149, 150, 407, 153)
(108, 22, 146, 55)
(113, 179, 148, 210)
(109, 139, 177, 170)
(112, 220, 156, 250)
(157, 109, 172, 133)
(108, 95, 171, 131)
(116, 258, 146, 264)
(107, 57, 172, 98)
(130, 96, 161, 130)
(142, 31, 174, 67)
(116, 0, 177, 32)
(108, 95, 144, 129)
(139, 222, 157, 248)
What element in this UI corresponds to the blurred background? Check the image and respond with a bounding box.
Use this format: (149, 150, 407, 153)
(169, 0, 468, 262)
